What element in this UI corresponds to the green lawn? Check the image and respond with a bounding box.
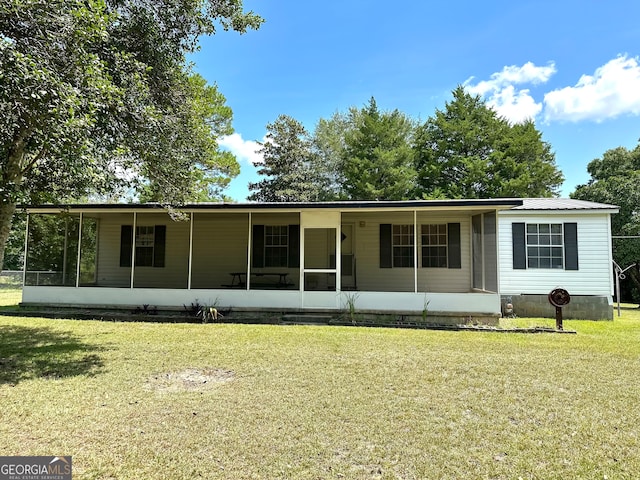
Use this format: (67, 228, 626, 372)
(1, 292, 639, 479)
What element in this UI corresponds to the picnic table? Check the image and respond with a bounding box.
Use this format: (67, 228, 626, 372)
(226, 272, 292, 289)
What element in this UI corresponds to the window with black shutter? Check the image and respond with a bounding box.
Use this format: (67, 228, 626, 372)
(119, 225, 166, 267)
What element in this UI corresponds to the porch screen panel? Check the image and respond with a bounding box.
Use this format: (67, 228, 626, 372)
(25, 214, 80, 286)
(472, 214, 483, 289)
(79, 216, 99, 286)
(483, 212, 497, 292)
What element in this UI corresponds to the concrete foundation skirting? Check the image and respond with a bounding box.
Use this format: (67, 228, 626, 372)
(501, 294, 613, 320)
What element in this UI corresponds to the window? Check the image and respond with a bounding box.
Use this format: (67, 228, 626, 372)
(135, 226, 155, 267)
(265, 225, 289, 267)
(422, 224, 447, 268)
(119, 225, 166, 268)
(526, 223, 563, 269)
(380, 223, 460, 269)
(392, 224, 414, 267)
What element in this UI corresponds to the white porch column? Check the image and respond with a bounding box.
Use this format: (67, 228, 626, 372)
(187, 212, 194, 289)
(130, 212, 137, 289)
(75, 212, 83, 287)
(413, 209, 418, 293)
(246, 212, 252, 290)
(22, 213, 29, 284)
(62, 217, 68, 284)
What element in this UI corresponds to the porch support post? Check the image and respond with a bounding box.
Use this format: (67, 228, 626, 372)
(246, 212, 251, 290)
(413, 210, 418, 293)
(481, 213, 486, 290)
(22, 213, 29, 284)
(130, 212, 137, 289)
(187, 212, 194, 289)
(62, 217, 68, 284)
(299, 216, 304, 301)
(493, 209, 500, 294)
(75, 212, 83, 288)
(336, 218, 341, 292)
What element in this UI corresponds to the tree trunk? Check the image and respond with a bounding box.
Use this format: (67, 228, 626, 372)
(0, 202, 18, 271)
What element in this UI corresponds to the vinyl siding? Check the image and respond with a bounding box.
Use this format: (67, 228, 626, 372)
(249, 213, 301, 288)
(341, 212, 472, 293)
(190, 213, 250, 289)
(96, 213, 190, 288)
(498, 212, 614, 295)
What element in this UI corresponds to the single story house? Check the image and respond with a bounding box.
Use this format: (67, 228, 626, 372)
(18, 198, 618, 322)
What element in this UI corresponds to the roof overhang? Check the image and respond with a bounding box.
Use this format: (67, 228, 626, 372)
(20, 199, 523, 215)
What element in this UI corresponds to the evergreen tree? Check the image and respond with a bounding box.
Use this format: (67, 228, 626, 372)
(414, 86, 563, 199)
(248, 115, 322, 202)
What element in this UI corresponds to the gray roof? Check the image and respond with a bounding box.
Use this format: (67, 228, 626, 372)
(512, 198, 618, 211)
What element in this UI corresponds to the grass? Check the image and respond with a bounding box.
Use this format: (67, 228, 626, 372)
(1, 292, 640, 479)
(0, 287, 22, 308)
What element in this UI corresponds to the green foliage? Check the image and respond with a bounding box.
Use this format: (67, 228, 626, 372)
(248, 115, 324, 202)
(308, 98, 417, 200)
(414, 86, 563, 199)
(0, 0, 263, 267)
(340, 98, 417, 200)
(572, 144, 640, 302)
(270, 91, 563, 202)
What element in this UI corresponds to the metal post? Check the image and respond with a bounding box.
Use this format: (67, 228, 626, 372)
(62, 217, 68, 285)
(246, 212, 252, 291)
(130, 212, 137, 289)
(187, 212, 194, 289)
(555, 306, 563, 331)
(413, 210, 418, 293)
(23, 213, 29, 286)
(75, 212, 83, 287)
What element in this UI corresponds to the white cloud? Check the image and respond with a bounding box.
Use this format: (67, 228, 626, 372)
(219, 133, 264, 165)
(465, 62, 556, 124)
(486, 85, 542, 124)
(466, 61, 556, 97)
(543, 55, 640, 122)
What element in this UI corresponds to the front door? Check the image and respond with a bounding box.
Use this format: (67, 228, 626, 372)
(340, 223, 356, 290)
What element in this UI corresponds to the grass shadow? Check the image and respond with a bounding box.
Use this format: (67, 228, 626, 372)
(0, 324, 104, 385)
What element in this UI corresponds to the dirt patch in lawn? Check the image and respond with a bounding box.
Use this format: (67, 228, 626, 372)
(145, 368, 235, 393)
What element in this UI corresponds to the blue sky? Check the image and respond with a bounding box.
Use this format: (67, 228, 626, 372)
(191, 0, 640, 200)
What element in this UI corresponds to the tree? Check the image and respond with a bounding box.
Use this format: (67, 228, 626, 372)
(414, 86, 563, 199)
(0, 0, 263, 269)
(248, 115, 323, 202)
(310, 113, 351, 200)
(572, 144, 640, 303)
(311, 98, 416, 201)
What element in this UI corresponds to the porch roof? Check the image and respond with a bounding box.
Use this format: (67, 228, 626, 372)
(21, 198, 523, 214)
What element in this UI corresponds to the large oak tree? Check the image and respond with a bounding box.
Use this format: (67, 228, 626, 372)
(0, 0, 262, 268)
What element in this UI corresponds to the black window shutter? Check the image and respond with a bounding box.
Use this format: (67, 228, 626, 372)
(564, 222, 578, 270)
(447, 223, 461, 269)
(380, 224, 392, 268)
(153, 225, 166, 268)
(512, 223, 526, 269)
(288, 225, 300, 268)
(252, 225, 265, 268)
(120, 225, 133, 267)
